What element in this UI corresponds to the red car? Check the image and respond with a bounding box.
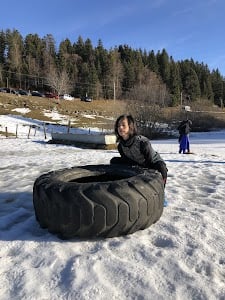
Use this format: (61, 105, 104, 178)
(45, 92, 59, 99)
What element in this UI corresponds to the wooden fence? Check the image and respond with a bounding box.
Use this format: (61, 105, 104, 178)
(0, 123, 47, 139)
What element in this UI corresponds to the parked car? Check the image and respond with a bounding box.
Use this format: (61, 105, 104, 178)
(17, 89, 29, 96)
(0, 87, 10, 93)
(80, 96, 92, 102)
(11, 89, 19, 95)
(60, 94, 74, 101)
(31, 91, 45, 97)
(44, 92, 59, 99)
(0, 87, 21, 94)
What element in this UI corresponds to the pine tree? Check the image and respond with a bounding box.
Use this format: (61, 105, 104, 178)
(185, 67, 201, 101)
(95, 40, 112, 99)
(73, 36, 85, 59)
(118, 45, 136, 94)
(0, 30, 6, 85)
(147, 50, 159, 74)
(6, 29, 24, 88)
(211, 69, 223, 106)
(23, 33, 44, 88)
(0, 30, 6, 64)
(169, 59, 181, 106)
(157, 49, 170, 85)
(42, 34, 57, 76)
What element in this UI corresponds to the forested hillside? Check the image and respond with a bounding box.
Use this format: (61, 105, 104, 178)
(0, 28, 224, 108)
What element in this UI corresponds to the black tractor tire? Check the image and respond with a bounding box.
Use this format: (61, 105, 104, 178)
(33, 164, 164, 239)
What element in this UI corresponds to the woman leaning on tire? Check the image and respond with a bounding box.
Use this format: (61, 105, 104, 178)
(110, 114, 168, 186)
(32, 114, 167, 239)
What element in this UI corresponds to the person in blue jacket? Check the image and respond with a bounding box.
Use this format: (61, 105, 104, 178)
(177, 119, 192, 153)
(110, 114, 168, 187)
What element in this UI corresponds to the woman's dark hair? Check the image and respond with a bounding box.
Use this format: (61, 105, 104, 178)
(114, 114, 137, 140)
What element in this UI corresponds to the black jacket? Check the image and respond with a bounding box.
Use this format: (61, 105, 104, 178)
(178, 120, 192, 135)
(111, 135, 167, 180)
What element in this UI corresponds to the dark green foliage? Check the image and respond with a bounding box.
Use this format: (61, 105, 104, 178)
(0, 30, 6, 65)
(157, 49, 170, 85)
(211, 69, 224, 106)
(147, 50, 159, 73)
(179, 60, 201, 101)
(169, 59, 181, 106)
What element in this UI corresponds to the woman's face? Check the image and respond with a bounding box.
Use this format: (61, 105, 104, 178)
(117, 118, 130, 140)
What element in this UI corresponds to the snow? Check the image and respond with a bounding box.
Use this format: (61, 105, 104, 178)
(12, 108, 31, 114)
(0, 113, 225, 300)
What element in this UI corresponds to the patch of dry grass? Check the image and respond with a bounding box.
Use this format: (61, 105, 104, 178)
(0, 93, 127, 129)
(0, 130, 15, 137)
(1, 93, 225, 132)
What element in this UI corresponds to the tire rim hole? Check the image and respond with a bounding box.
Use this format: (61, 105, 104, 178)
(69, 173, 132, 183)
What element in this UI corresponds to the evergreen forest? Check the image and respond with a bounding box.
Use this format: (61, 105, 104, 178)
(0, 29, 225, 108)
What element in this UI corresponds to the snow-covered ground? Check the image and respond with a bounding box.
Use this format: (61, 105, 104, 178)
(0, 113, 225, 300)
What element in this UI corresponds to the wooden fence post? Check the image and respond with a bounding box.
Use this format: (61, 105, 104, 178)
(16, 124, 18, 138)
(67, 119, 71, 133)
(28, 126, 31, 139)
(43, 123, 47, 139)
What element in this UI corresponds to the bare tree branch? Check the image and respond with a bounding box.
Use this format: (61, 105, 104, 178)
(46, 68, 72, 96)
